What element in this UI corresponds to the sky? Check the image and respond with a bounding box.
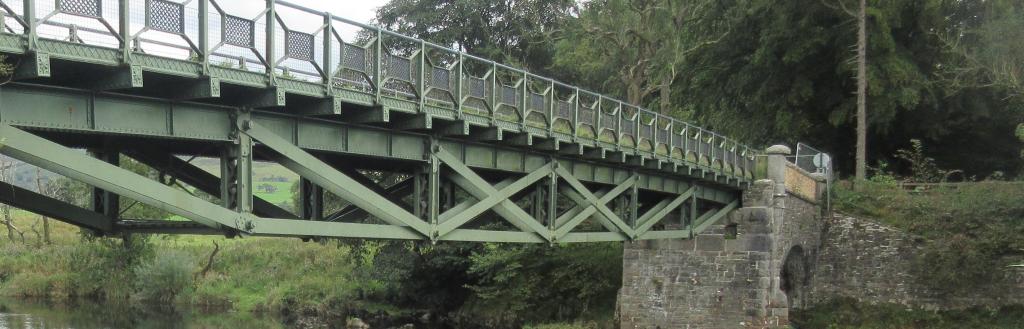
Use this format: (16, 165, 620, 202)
(283, 0, 391, 25)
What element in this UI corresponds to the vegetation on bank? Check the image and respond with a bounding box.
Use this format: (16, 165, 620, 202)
(0, 212, 619, 328)
(831, 141, 1024, 296)
(792, 298, 1024, 329)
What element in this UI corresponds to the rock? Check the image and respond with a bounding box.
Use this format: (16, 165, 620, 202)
(346, 317, 370, 329)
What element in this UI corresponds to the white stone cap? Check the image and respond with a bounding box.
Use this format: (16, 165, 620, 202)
(766, 144, 792, 155)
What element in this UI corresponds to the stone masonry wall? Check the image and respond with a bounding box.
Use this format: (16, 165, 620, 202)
(808, 214, 1024, 310)
(619, 178, 826, 328)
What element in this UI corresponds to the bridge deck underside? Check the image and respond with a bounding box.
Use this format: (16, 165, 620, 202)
(0, 0, 751, 242)
(0, 84, 740, 242)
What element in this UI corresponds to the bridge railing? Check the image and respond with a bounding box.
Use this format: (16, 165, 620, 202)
(0, 0, 761, 181)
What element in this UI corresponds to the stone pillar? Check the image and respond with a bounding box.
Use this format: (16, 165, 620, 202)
(765, 144, 791, 196)
(618, 144, 824, 329)
(764, 144, 792, 323)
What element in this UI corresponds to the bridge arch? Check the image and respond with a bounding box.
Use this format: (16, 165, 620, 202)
(780, 245, 812, 309)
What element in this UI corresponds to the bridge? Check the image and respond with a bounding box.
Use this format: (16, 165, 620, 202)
(0, 0, 757, 243)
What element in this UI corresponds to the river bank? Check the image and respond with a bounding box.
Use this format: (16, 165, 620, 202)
(0, 212, 617, 329)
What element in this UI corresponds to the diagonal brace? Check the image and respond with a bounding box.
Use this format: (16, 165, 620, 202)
(634, 186, 697, 235)
(555, 166, 637, 238)
(126, 149, 296, 219)
(436, 164, 552, 237)
(241, 120, 431, 237)
(434, 148, 553, 241)
(553, 175, 634, 239)
(0, 180, 112, 232)
(0, 124, 250, 231)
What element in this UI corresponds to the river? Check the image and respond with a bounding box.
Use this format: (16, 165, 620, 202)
(0, 298, 307, 329)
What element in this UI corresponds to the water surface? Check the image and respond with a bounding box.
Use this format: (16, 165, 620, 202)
(0, 298, 292, 329)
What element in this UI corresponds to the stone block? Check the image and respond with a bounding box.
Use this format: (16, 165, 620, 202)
(696, 234, 725, 251)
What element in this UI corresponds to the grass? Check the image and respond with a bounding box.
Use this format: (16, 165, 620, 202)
(253, 181, 295, 206)
(831, 179, 1024, 296)
(792, 298, 1024, 329)
(0, 214, 362, 317)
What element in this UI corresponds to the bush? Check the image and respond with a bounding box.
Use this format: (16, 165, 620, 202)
(135, 249, 195, 303)
(833, 180, 1024, 295)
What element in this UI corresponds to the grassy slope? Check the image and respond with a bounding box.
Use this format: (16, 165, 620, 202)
(0, 214, 366, 315)
(794, 180, 1024, 328)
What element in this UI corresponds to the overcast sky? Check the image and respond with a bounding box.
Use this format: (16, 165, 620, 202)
(284, 0, 390, 25)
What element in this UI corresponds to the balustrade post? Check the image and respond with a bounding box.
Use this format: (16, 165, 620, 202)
(118, 0, 130, 61)
(455, 53, 463, 116)
(572, 88, 580, 140)
(322, 13, 332, 90)
(520, 71, 527, 127)
(547, 80, 554, 133)
(373, 29, 382, 102)
(23, 0, 35, 49)
(417, 40, 425, 110)
(199, 0, 209, 74)
(488, 62, 496, 121)
(265, 0, 276, 83)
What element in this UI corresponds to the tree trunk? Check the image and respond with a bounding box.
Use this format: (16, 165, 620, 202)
(36, 168, 50, 244)
(855, 0, 868, 181)
(659, 77, 672, 115)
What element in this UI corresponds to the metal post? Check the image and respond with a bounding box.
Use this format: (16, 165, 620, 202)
(373, 29, 382, 102)
(119, 0, 130, 61)
(222, 110, 253, 213)
(546, 169, 557, 230)
(322, 13, 333, 89)
(689, 185, 698, 238)
(199, 0, 209, 74)
(547, 80, 554, 133)
(489, 63, 497, 119)
(418, 40, 425, 110)
(520, 72, 527, 126)
(629, 174, 639, 234)
(428, 154, 439, 229)
(299, 178, 323, 220)
(90, 143, 119, 224)
(24, 0, 35, 49)
(455, 53, 463, 115)
(265, 0, 276, 83)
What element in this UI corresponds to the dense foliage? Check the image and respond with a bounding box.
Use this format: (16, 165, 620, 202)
(396, 0, 1024, 178)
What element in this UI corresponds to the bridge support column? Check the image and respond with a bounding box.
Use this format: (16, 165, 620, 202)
(619, 144, 826, 328)
(222, 109, 254, 215)
(89, 141, 120, 230)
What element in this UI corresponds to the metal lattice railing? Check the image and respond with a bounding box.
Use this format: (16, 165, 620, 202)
(0, 0, 761, 180)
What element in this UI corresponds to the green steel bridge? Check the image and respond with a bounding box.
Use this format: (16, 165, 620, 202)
(0, 0, 758, 243)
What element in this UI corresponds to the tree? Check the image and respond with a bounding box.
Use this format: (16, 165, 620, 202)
(855, 0, 868, 180)
(669, 0, 1023, 177)
(375, 0, 579, 71)
(550, 0, 732, 115)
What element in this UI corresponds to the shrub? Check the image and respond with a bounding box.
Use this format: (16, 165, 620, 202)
(135, 249, 195, 303)
(833, 180, 1024, 295)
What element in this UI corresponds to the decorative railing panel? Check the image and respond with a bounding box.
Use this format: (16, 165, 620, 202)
(0, 0, 759, 180)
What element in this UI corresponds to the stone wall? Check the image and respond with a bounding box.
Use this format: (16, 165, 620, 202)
(619, 178, 826, 328)
(808, 214, 1024, 310)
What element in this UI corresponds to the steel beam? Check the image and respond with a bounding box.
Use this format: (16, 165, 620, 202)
(434, 148, 553, 241)
(126, 148, 295, 219)
(0, 124, 252, 231)
(554, 166, 637, 238)
(0, 180, 112, 232)
(240, 120, 431, 237)
(633, 186, 697, 236)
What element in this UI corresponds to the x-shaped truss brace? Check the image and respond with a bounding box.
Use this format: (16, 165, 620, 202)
(433, 148, 553, 241)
